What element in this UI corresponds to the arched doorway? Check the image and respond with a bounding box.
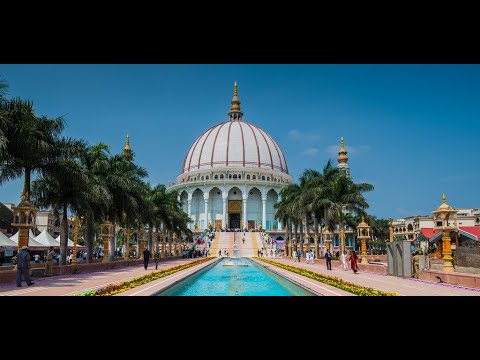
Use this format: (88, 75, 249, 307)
(228, 187, 242, 229)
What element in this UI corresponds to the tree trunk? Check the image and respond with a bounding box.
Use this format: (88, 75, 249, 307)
(60, 203, 68, 265)
(23, 167, 31, 200)
(148, 223, 153, 252)
(154, 228, 159, 253)
(85, 208, 95, 263)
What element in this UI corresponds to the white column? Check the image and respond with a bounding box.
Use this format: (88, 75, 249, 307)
(262, 196, 267, 230)
(203, 193, 209, 229)
(242, 194, 248, 230)
(187, 193, 192, 230)
(222, 192, 227, 229)
(277, 195, 282, 230)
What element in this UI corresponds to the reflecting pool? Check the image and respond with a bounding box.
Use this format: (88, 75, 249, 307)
(155, 257, 318, 296)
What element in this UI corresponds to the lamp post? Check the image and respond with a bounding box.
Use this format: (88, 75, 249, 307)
(11, 194, 37, 252)
(432, 194, 458, 273)
(356, 215, 371, 264)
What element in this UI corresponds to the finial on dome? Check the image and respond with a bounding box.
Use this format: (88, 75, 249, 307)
(228, 82, 243, 121)
(442, 193, 446, 203)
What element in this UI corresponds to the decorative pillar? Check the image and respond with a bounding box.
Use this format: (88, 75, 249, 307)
(187, 196, 192, 230)
(277, 196, 283, 231)
(222, 192, 227, 229)
(262, 196, 267, 230)
(173, 233, 178, 256)
(242, 195, 248, 230)
(101, 220, 114, 262)
(356, 216, 371, 264)
(71, 217, 80, 265)
(11, 195, 37, 252)
(203, 193, 209, 230)
(324, 229, 332, 253)
(314, 234, 319, 259)
(124, 227, 131, 260)
(433, 194, 458, 273)
(388, 218, 394, 242)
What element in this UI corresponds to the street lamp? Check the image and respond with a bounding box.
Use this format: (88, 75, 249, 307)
(356, 215, 371, 264)
(432, 194, 458, 273)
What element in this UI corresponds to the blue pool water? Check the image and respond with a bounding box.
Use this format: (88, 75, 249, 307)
(155, 257, 317, 296)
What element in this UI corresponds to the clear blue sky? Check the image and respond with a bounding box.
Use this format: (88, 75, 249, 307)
(1, 64, 479, 220)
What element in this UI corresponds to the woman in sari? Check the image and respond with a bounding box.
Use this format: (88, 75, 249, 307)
(350, 250, 359, 273)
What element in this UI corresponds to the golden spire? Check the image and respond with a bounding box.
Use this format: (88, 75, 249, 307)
(124, 134, 131, 151)
(123, 134, 133, 160)
(338, 136, 348, 164)
(228, 81, 243, 121)
(442, 193, 446, 203)
(361, 215, 365, 223)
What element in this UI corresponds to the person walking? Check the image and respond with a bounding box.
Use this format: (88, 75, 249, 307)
(325, 249, 332, 270)
(143, 247, 151, 270)
(296, 249, 301, 263)
(154, 249, 160, 270)
(16, 245, 34, 287)
(350, 250, 359, 274)
(44, 246, 55, 277)
(340, 250, 348, 271)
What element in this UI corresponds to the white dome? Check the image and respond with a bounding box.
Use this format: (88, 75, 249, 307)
(181, 120, 289, 176)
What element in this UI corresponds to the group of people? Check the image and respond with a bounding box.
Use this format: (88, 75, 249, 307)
(290, 248, 360, 274)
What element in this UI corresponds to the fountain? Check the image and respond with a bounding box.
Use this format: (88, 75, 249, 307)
(223, 235, 248, 266)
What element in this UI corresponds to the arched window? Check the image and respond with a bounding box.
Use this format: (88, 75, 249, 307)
(238, 175, 241, 179)
(233, 174, 237, 179)
(267, 177, 270, 181)
(229, 174, 232, 179)
(262, 176, 265, 180)
(215, 175, 218, 180)
(206, 176, 209, 180)
(220, 174, 224, 179)
(246, 175, 250, 180)
(252, 175, 256, 180)
(201, 176, 204, 181)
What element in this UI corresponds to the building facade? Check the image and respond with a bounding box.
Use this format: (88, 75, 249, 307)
(393, 208, 480, 241)
(169, 83, 293, 231)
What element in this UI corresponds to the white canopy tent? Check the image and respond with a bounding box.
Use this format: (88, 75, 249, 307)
(0, 232, 17, 247)
(10, 230, 47, 249)
(54, 235, 85, 250)
(55, 235, 75, 247)
(35, 229, 60, 247)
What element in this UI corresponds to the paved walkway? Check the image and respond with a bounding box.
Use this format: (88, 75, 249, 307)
(261, 257, 480, 296)
(0, 258, 203, 296)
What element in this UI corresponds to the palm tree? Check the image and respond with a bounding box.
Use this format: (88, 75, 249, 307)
(31, 158, 88, 265)
(104, 154, 148, 261)
(0, 98, 84, 201)
(77, 143, 111, 263)
(0, 79, 10, 151)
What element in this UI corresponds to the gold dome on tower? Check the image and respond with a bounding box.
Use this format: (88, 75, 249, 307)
(338, 137, 348, 164)
(123, 134, 133, 160)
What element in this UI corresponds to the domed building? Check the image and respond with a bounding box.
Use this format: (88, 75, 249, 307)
(168, 83, 293, 232)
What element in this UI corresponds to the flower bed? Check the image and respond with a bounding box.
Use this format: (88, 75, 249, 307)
(74, 257, 212, 296)
(256, 258, 397, 296)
